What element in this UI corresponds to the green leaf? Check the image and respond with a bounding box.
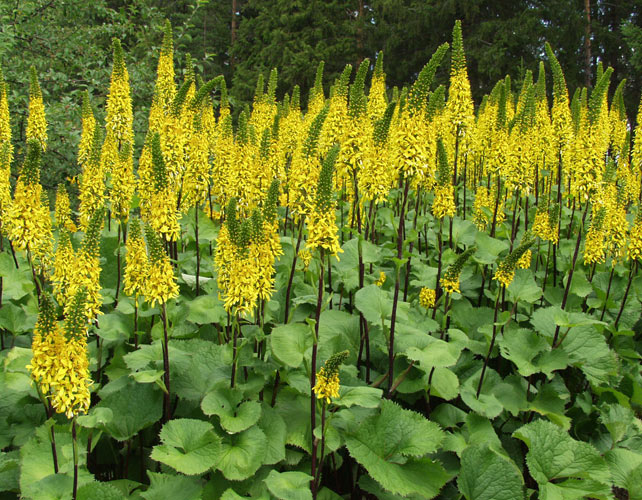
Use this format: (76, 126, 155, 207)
(76, 408, 113, 429)
(187, 295, 226, 324)
(264, 470, 313, 500)
(20, 424, 92, 499)
(95, 381, 162, 441)
(529, 384, 571, 430)
(539, 479, 613, 500)
(270, 323, 312, 368)
(605, 449, 642, 500)
(140, 472, 203, 500)
(428, 367, 460, 401)
(151, 419, 221, 475)
(599, 404, 635, 444)
(569, 271, 593, 298)
(274, 389, 311, 453)
(558, 325, 617, 384)
(170, 339, 231, 401)
(458, 444, 524, 500)
(0, 253, 33, 300)
(317, 309, 360, 364)
(345, 399, 448, 498)
(404, 336, 461, 368)
(461, 369, 504, 419)
(451, 219, 477, 247)
(0, 303, 31, 335)
(130, 369, 166, 385)
(474, 232, 509, 265)
(499, 328, 568, 378)
(336, 386, 383, 408)
(76, 482, 124, 500)
(513, 420, 611, 488)
(0, 451, 19, 493)
(201, 386, 262, 434)
(214, 426, 268, 481)
(258, 404, 287, 465)
(96, 311, 131, 343)
(506, 270, 542, 303)
(355, 284, 391, 325)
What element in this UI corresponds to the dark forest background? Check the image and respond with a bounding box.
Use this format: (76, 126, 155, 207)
(1, 0, 641, 186)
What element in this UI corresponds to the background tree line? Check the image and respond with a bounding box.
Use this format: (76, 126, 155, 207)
(1, 0, 641, 187)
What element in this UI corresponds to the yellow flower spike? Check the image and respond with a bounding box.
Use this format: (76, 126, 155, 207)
(432, 184, 456, 219)
(123, 218, 149, 301)
(440, 275, 461, 295)
(144, 224, 179, 308)
(627, 214, 642, 263)
(493, 268, 515, 288)
(65, 208, 104, 321)
(584, 207, 606, 266)
(26, 67, 47, 151)
(493, 236, 534, 288)
(29, 291, 93, 419)
(516, 250, 532, 270)
(55, 186, 77, 232)
(52, 229, 75, 307)
(79, 126, 105, 231)
(313, 367, 340, 405)
(419, 288, 436, 309)
(441, 247, 476, 295)
(306, 146, 343, 260)
(4, 141, 52, 262)
(105, 39, 135, 220)
(375, 271, 386, 287)
(294, 249, 311, 275)
(313, 351, 349, 405)
(446, 20, 474, 132)
(147, 133, 181, 241)
(0, 66, 13, 165)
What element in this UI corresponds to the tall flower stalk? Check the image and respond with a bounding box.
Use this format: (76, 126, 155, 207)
(306, 146, 340, 499)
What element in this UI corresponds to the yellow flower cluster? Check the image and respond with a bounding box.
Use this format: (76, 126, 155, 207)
(375, 271, 386, 287)
(584, 227, 605, 265)
(144, 224, 179, 308)
(516, 249, 532, 269)
(0, 68, 12, 166)
(105, 49, 134, 146)
(0, 155, 10, 216)
(473, 186, 491, 230)
(313, 367, 340, 404)
(298, 248, 312, 271)
(419, 287, 436, 308)
(440, 275, 460, 294)
(215, 213, 282, 317)
(55, 187, 77, 232)
(26, 67, 47, 151)
(149, 187, 181, 241)
(493, 267, 515, 287)
(52, 230, 75, 306)
(5, 181, 45, 250)
(627, 215, 642, 262)
(49, 335, 92, 418)
(306, 208, 343, 259)
(66, 244, 102, 320)
(532, 208, 559, 244)
(123, 222, 149, 302)
(146, 257, 179, 307)
(432, 184, 456, 219)
(28, 293, 92, 419)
